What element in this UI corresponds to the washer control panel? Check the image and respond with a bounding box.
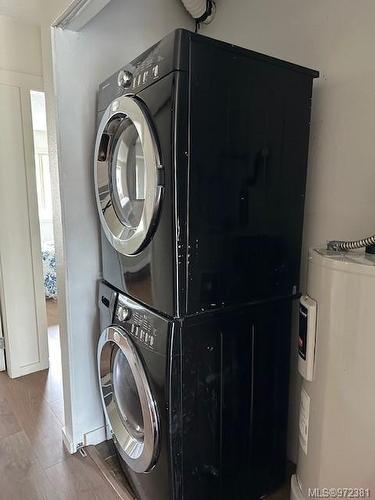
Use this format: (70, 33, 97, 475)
(114, 293, 168, 353)
(130, 311, 156, 349)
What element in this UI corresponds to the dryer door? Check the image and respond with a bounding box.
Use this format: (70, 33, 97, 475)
(95, 96, 163, 256)
(98, 325, 159, 473)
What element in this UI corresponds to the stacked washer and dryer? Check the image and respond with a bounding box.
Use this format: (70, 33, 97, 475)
(94, 29, 318, 500)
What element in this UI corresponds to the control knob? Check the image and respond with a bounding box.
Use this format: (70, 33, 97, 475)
(117, 305, 131, 322)
(117, 70, 132, 88)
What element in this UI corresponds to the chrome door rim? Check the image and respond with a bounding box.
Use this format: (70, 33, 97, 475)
(94, 95, 163, 256)
(97, 325, 159, 473)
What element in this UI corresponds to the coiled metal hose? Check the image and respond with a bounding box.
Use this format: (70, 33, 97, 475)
(327, 234, 375, 252)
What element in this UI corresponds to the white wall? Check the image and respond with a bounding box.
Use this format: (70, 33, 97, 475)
(47, 0, 192, 451)
(203, 0, 375, 461)
(0, 15, 42, 75)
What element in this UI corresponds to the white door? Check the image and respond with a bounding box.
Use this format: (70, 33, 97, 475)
(0, 80, 48, 378)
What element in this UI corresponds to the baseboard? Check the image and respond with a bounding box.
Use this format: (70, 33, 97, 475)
(62, 426, 75, 454)
(62, 424, 107, 454)
(84, 425, 107, 446)
(8, 360, 49, 379)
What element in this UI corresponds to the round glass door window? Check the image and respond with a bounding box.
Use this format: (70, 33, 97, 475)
(111, 119, 145, 229)
(112, 347, 144, 440)
(95, 96, 163, 256)
(98, 326, 159, 473)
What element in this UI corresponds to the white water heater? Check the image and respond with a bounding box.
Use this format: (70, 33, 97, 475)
(291, 248, 375, 499)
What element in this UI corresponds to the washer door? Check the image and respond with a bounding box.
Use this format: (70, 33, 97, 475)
(95, 96, 163, 256)
(98, 325, 159, 473)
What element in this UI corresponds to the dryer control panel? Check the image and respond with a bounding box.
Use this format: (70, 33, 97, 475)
(97, 29, 189, 113)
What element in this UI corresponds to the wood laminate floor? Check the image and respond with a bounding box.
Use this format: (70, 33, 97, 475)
(0, 308, 120, 500)
(46, 299, 59, 328)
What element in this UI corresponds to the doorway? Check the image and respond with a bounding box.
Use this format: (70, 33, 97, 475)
(30, 90, 64, 425)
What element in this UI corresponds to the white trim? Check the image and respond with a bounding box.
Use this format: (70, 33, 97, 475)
(8, 359, 49, 379)
(83, 425, 107, 446)
(53, 0, 112, 31)
(50, 25, 76, 450)
(62, 424, 107, 453)
(62, 426, 75, 454)
(48, 24, 75, 452)
(0, 69, 43, 91)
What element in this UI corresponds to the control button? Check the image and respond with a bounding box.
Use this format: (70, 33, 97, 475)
(145, 332, 149, 343)
(137, 74, 142, 86)
(117, 306, 131, 322)
(140, 330, 145, 341)
(152, 65, 159, 78)
(117, 70, 132, 88)
(131, 324, 135, 333)
(142, 70, 149, 83)
(149, 335, 154, 347)
(134, 326, 139, 337)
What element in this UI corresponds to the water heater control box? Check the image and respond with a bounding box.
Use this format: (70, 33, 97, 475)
(298, 295, 317, 381)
